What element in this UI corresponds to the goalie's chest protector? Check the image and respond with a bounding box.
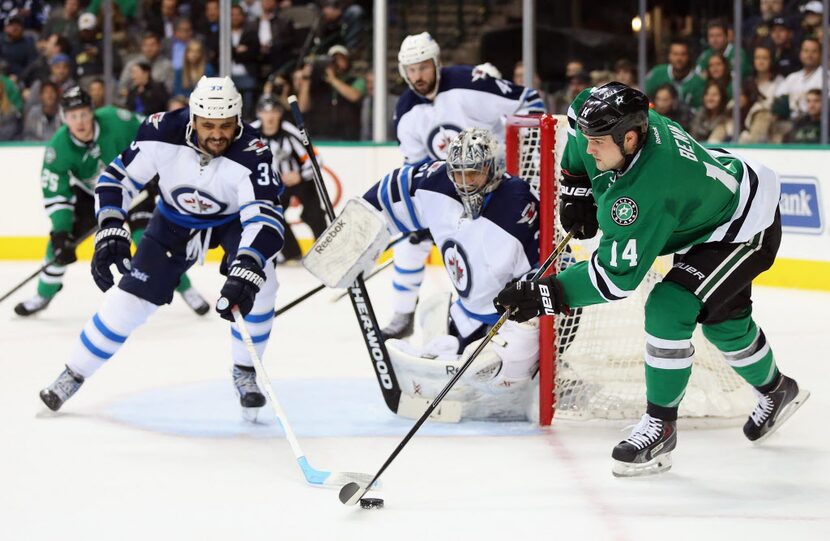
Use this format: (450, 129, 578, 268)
(414, 178, 539, 317)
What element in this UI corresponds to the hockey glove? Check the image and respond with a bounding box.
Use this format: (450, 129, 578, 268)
(50, 231, 78, 265)
(215, 256, 266, 321)
(494, 276, 569, 323)
(560, 169, 598, 240)
(91, 220, 132, 292)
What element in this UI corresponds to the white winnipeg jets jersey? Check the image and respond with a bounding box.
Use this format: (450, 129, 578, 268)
(364, 161, 539, 326)
(394, 65, 546, 165)
(95, 107, 285, 266)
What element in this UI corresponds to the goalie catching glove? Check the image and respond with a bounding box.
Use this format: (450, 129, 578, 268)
(215, 256, 266, 321)
(494, 277, 569, 323)
(560, 169, 598, 240)
(91, 220, 132, 292)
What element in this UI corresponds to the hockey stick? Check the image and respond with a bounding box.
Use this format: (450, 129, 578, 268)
(339, 231, 575, 505)
(273, 234, 404, 318)
(329, 258, 393, 302)
(287, 95, 403, 414)
(231, 306, 377, 488)
(0, 186, 155, 306)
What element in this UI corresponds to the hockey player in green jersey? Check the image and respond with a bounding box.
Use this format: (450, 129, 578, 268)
(14, 87, 209, 317)
(496, 82, 809, 477)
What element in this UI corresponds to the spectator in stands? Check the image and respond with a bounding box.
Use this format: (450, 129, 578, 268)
(513, 61, 542, 91)
(1, 15, 38, 80)
(230, 3, 261, 120)
(652, 83, 692, 128)
(360, 70, 398, 141)
(549, 70, 590, 115)
(21, 33, 73, 88)
(0, 0, 48, 32)
(766, 16, 801, 76)
(294, 44, 365, 140)
(173, 39, 215, 96)
(239, 0, 263, 19)
(705, 52, 733, 98)
(86, 77, 105, 108)
(126, 61, 169, 114)
(41, 0, 81, 46)
(26, 53, 77, 109)
(0, 79, 21, 140)
(165, 18, 195, 76)
(263, 71, 292, 104)
(23, 80, 60, 140)
(146, 0, 180, 40)
(167, 94, 188, 110)
(696, 18, 751, 78)
(1, 70, 24, 111)
(316, 0, 365, 54)
(774, 37, 823, 120)
(799, 1, 823, 38)
(259, 0, 297, 76)
(201, 0, 220, 67)
(787, 87, 821, 143)
(613, 58, 639, 90)
(743, 0, 787, 50)
(752, 45, 783, 108)
(119, 32, 174, 98)
(690, 81, 732, 143)
(717, 81, 773, 143)
(645, 39, 705, 109)
(75, 13, 108, 83)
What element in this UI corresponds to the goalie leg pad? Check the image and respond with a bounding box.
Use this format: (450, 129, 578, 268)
(416, 292, 452, 347)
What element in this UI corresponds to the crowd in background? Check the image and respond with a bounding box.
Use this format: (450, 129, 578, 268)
(1, 0, 828, 144)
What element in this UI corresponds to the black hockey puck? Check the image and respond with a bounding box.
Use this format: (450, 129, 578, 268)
(359, 497, 384, 510)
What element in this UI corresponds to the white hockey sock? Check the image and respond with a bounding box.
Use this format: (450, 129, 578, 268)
(67, 287, 159, 378)
(391, 239, 431, 314)
(231, 262, 278, 367)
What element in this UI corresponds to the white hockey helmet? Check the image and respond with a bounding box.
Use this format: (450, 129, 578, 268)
(445, 128, 505, 219)
(397, 32, 441, 97)
(188, 76, 244, 140)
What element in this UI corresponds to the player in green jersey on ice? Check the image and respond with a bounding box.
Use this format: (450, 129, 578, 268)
(14, 87, 209, 317)
(496, 82, 809, 477)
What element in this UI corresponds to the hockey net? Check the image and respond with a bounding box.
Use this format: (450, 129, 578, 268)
(505, 114, 755, 426)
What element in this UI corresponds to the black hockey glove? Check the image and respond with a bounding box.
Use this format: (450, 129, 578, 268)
(50, 231, 78, 265)
(560, 169, 598, 240)
(91, 220, 132, 292)
(215, 256, 266, 321)
(494, 276, 569, 323)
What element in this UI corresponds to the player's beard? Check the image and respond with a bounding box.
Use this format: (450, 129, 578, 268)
(201, 136, 230, 156)
(413, 78, 435, 96)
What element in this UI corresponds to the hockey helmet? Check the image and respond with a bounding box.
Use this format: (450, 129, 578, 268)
(59, 86, 92, 121)
(446, 128, 505, 219)
(256, 93, 285, 113)
(397, 32, 441, 97)
(188, 76, 244, 141)
(577, 81, 649, 153)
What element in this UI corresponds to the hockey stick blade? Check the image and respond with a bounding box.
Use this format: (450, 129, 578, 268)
(339, 481, 367, 505)
(297, 457, 378, 489)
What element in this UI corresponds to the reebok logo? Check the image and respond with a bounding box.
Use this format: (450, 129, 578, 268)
(314, 218, 346, 254)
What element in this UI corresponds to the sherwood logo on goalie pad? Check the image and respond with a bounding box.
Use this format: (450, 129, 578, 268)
(314, 218, 346, 254)
(351, 286, 394, 390)
(440, 240, 472, 297)
(611, 197, 638, 226)
(172, 187, 227, 216)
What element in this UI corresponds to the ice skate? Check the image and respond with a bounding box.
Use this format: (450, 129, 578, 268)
(744, 374, 810, 443)
(381, 311, 415, 340)
(232, 365, 266, 422)
(611, 414, 676, 477)
(179, 287, 210, 316)
(14, 294, 53, 316)
(39, 366, 85, 411)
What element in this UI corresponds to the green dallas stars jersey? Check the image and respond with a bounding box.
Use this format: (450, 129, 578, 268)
(556, 88, 780, 308)
(40, 106, 143, 232)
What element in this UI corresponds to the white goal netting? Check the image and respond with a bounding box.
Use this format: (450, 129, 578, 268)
(505, 114, 755, 425)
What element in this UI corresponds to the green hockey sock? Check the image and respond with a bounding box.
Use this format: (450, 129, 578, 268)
(175, 273, 192, 293)
(36, 242, 65, 299)
(702, 310, 778, 388)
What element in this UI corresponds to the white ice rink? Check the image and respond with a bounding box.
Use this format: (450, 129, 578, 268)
(1, 262, 827, 541)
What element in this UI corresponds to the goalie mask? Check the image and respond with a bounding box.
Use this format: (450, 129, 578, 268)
(446, 128, 505, 219)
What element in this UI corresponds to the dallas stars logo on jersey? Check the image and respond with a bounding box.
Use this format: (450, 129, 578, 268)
(611, 197, 638, 226)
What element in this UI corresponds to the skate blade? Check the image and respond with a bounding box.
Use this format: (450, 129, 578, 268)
(241, 406, 264, 423)
(752, 389, 811, 445)
(612, 453, 673, 478)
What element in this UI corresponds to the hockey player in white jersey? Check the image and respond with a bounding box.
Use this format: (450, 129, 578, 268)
(364, 128, 541, 420)
(383, 32, 545, 341)
(38, 77, 286, 419)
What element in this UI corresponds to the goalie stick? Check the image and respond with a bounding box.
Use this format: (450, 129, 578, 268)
(231, 307, 377, 488)
(339, 231, 575, 505)
(287, 95, 403, 414)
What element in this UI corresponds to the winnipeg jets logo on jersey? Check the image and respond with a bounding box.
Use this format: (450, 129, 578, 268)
(428, 123, 463, 160)
(148, 112, 165, 129)
(243, 138, 269, 155)
(171, 186, 228, 216)
(517, 201, 538, 225)
(441, 240, 472, 297)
